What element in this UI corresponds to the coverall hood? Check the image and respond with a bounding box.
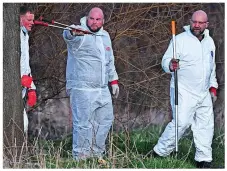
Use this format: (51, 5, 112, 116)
(21, 26, 28, 33)
(183, 25, 209, 38)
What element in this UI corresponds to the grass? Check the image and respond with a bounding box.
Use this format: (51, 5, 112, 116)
(3, 125, 225, 169)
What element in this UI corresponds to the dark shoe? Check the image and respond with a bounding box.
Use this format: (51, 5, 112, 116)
(152, 151, 161, 158)
(196, 161, 212, 168)
(144, 150, 161, 158)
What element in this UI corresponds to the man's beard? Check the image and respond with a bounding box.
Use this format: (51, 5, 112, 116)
(190, 27, 204, 37)
(86, 23, 102, 33)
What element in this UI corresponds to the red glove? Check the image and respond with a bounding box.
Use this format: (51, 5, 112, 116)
(110, 80, 118, 85)
(169, 59, 180, 72)
(209, 87, 217, 96)
(21, 75, 33, 88)
(209, 87, 217, 103)
(27, 90, 37, 107)
(70, 28, 90, 36)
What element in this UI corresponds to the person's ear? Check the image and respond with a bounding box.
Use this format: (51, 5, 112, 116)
(206, 22, 209, 28)
(20, 16, 23, 26)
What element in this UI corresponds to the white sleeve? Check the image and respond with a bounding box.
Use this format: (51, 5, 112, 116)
(161, 40, 173, 73)
(209, 48, 218, 89)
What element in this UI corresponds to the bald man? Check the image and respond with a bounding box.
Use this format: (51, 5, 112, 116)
(152, 10, 218, 168)
(63, 7, 119, 161)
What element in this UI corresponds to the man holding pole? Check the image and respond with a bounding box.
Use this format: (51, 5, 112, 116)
(152, 10, 218, 168)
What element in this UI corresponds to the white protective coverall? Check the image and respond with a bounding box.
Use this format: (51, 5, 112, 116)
(153, 25, 218, 162)
(63, 17, 118, 160)
(20, 26, 36, 133)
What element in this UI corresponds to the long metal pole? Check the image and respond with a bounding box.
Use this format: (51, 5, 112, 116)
(34, 20, 93, 34)
(171, 20, 178, 152)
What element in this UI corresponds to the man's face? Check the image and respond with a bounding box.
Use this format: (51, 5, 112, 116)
(190, 14, 208, 37)
(20, 12, 34, 32)
(86, 11, 104, 32)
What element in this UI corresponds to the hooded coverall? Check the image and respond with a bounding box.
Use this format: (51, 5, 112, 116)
(63, 17, 118, 160)
(153, 25, 218, 162)
(20, 26, 36, 133)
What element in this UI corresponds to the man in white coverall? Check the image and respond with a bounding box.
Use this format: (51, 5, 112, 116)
(153, 10, 218, 168)
(63, 7, 119, 160)
(20, 6, 37, 133)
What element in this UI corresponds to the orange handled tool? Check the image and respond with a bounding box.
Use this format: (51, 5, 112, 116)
(171, 20, 178, 153)
(171, 20, 176, 59)
(171, 20, 176, 35)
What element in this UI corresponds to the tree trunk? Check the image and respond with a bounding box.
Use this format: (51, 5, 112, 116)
(3, 3, 25, 165)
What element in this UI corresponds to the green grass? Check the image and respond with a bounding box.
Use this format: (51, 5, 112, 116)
(6, 125, 224, 169)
